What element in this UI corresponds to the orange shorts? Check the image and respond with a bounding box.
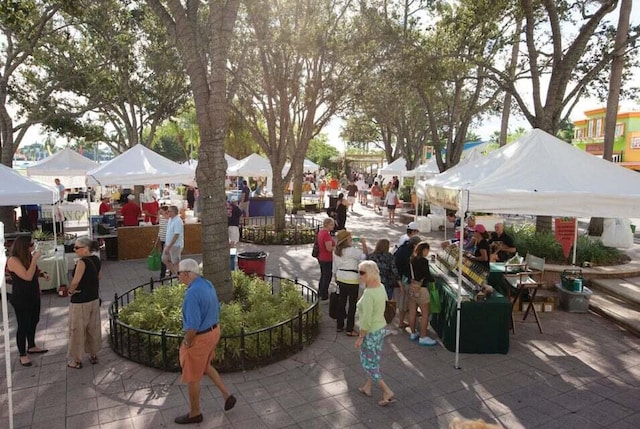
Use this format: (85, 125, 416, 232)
(179, 326, 220, 383)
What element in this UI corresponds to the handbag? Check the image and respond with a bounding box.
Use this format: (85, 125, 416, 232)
(428, 282, 441, 314)
(329, 291, 339, 319)
(384, 300, 397, 324)
(409, 263, 422, 299)
(311, 236, 320, 258)
(147, 244, 161, 271)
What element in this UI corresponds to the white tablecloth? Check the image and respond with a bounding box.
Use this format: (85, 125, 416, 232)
(38, 253, 68, 292)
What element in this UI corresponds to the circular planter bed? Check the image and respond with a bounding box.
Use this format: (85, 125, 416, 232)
(108, 271, 320, 372)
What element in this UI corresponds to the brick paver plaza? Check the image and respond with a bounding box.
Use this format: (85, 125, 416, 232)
(1, 206, 639, 428)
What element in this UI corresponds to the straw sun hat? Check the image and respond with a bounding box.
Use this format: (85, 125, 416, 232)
(336, 230, 352, 245)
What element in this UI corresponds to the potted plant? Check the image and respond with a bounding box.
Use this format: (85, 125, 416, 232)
(32, 230, 53, 242)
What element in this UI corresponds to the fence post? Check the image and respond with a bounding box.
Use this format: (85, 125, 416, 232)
(161, 329, 168, 369)
(150, 277, 155, 292)
(298, 310, 303, 349)
(114, 293, 119, 314)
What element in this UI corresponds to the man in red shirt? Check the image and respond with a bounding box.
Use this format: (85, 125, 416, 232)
(329, 176, 339, 191)
(99, 197, 112, 216)
(121, 194, 142, 227)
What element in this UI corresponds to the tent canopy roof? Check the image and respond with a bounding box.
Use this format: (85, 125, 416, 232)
(282, 159, 320, 176)
(378, 157, 407, 176)
(0, 164, 58, 205)
(424, 129, 640, 218)
(26, 147, 98, 177)
(404, 157, 439, 177)
(227, 153, 272, 177)
(86, 144, 194, 186)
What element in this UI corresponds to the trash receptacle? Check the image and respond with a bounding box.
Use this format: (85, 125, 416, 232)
(237, 251, 267, 277)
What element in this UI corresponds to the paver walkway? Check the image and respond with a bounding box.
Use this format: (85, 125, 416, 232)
(1, 204, 640, 428)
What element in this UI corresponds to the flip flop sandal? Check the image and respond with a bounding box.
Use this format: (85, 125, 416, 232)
(89, 355, 98, 365)
(345, 331, 359, 337)
(67, 361, 82, 369)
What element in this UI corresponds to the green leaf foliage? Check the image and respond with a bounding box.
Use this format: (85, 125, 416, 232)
(507, 224, 628, 266)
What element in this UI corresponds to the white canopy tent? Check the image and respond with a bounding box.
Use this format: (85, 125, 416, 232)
(1, 165, 59, 429)
(457, 142, 490, 167)
(185, 154, 239, 172)
(86, 144, 195, 187)
(26, 147, 98, 189)
(378, 157, 408, 188)
(424, 129, 640, 217)
(378, 157, 407, 176)
(281, 158, 321, 177)
(227, 153, 273, 191)
(403, 157, 440, 179)
(423, 128, 640, 368)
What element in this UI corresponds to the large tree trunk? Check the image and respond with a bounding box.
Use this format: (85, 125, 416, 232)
(588, 0, 632, 237)
(145, 0, 241, 303)
(271, 174, 287, 231)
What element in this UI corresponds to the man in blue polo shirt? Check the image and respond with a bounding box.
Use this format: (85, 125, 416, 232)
(174, 259, 236, 424)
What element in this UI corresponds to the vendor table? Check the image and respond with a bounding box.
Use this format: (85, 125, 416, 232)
(431, 267, 511, 354)
(38, 253, 68, 292)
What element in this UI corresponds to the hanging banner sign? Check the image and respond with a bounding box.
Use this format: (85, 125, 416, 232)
(554, 217, 576, 259)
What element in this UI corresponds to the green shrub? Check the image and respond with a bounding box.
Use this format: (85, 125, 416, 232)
(507, 224, 628, 266)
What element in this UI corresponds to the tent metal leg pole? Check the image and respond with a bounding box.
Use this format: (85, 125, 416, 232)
(1, 223, 15, 429)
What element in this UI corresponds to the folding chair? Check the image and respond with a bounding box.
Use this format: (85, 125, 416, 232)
(503, 254, 544, 334)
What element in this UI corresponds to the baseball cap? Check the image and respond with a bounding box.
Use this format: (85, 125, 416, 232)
(407, 221, 419, 231)
(475, 224, 487, 233)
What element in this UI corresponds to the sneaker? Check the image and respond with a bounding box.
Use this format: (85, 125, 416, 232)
(409, 332, 419, 341)
(418, 336, 437, 346)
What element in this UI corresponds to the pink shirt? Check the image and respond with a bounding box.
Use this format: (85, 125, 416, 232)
(317, 229, 334, 262)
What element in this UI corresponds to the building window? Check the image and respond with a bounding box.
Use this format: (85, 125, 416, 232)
(615, 123, 624, 137)
(588, 119, 596, 137)
(595, 118, 603, 137)
(631, 137, 640, 149)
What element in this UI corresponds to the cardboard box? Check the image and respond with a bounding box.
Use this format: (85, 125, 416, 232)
(522, 302, 543, 313)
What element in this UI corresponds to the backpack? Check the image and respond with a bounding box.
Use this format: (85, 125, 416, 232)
(312, 236, 320, 258)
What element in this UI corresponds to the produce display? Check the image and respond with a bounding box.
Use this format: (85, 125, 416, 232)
(436, 245, 490, 295)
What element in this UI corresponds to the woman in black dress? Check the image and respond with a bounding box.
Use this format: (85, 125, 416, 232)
(7, 235, 49, 366)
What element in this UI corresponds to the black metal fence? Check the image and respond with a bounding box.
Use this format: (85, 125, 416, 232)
(240, 215, 320, 245)
(108, 275, 320, 372)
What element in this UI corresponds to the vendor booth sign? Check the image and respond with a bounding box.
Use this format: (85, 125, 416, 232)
(555, 217, 576, 259)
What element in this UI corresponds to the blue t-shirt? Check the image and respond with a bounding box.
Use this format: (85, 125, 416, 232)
(182, 276, 220, 332)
